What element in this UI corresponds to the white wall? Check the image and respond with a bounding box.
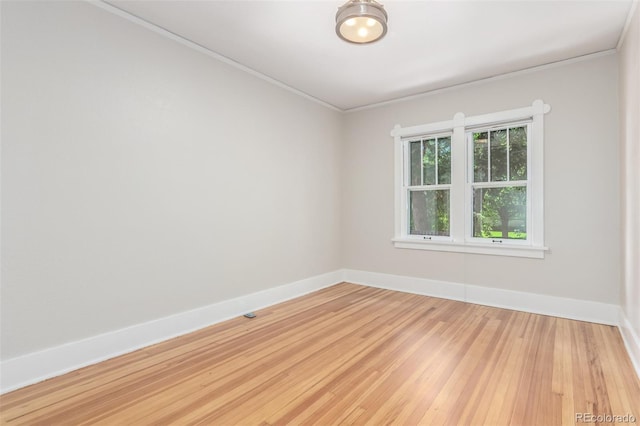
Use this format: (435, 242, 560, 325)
(619, 3, 640, 360)
(0, 1, 342, 359)
(342, 54, 620, 303)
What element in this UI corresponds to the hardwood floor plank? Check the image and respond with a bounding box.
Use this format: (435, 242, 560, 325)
(1, 283, 638, 425)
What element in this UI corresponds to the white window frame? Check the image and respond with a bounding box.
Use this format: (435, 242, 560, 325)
(465, 121, 531, 246)
(391, 100, 550, 259)
(402, 132, 453, 242)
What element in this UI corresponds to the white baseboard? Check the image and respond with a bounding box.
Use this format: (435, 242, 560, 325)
(2, 268, 632, 394)
(619, 309, 640, 380)
(345, 269, 467, 302)
(0, 269, 346, 394)
(344, 269, 620, 325)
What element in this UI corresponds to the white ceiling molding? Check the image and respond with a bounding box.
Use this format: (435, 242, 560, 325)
(89, 0, 342, 112)
(616, 0, 638, 50)
(344, 49, 617, 114)
(95, 0, 630, 112)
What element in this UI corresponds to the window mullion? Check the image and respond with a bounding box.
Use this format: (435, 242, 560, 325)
(466, 132, 474, 242)
(435, 138, 439, 185)
(450, 113, 466, 242)
(507, 127, 510, 181)
(420, 139, 424, 186)
(487, 130, 492, 182)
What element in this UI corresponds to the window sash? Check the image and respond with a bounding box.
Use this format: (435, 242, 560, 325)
(468, 123, 530, 184)
(402, 135, 453, 241)
(405, 134, 452, 187)
(466, 123, 531, 245)
(466, 183, 529, 245)
(406, 187, 451, 239)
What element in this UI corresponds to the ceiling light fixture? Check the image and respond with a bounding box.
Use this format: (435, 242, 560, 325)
(336, 0, 388, 44)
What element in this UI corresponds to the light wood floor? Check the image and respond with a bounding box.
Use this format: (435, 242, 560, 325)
(1, 283, 639, 425)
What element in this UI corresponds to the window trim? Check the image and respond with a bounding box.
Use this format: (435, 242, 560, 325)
(391, 100, 550, 259)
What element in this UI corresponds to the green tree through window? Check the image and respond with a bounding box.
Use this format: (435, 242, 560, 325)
(408, 135, 451, 237)
(471, 126, 528, 240)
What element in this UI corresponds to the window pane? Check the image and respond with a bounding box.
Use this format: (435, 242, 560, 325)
(473, 132, 488, 182)
(409, 141, 421, 186)
(472, 186, 527, 239)
(490, 129, 508, 181)
(509, 126, 527, 180)
(438, 137, 451, 184)
(409, 190, 450, 236)
(422, 139, 436, 185)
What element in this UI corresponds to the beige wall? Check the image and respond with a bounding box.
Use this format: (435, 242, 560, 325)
(0, 0, 628, 364)
(620, 4, 640, 340)
(342, 54, 620, 303)
(0, 1, 343, 359)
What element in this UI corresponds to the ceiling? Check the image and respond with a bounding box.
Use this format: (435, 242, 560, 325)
(107, 0, 633, 111)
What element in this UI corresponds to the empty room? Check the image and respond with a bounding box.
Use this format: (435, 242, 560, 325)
(1, 0, 639, 424)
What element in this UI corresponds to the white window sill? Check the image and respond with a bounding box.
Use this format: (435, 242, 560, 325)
(392, 238, 548, 259)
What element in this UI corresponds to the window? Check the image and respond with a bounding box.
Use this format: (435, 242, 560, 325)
(468, 124, 529, 243)
(407, 134, 451, 238)
(392, 100, 549, 258)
